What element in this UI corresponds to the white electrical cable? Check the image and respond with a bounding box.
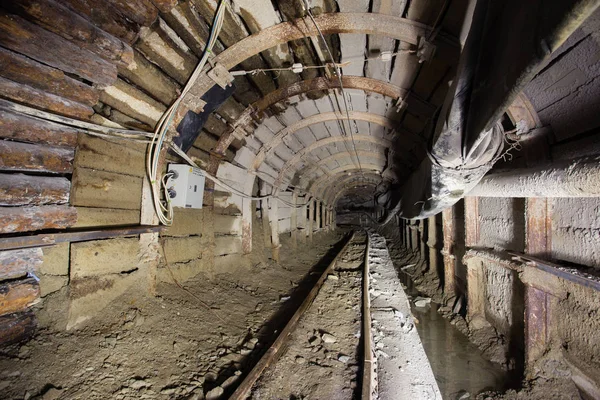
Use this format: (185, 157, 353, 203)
(146, 0, 227, 225)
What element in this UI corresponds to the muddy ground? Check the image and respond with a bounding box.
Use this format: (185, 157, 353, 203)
(251, 233, 366, 399)
(0, 231, 347, 400)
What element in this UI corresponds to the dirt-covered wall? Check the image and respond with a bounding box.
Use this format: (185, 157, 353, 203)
(478, 198, 525, 252)
(376, 193, 600, 397)
(552, 198, 600, 269)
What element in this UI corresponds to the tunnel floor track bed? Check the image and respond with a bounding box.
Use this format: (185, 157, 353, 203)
(231, 231, 440, 400)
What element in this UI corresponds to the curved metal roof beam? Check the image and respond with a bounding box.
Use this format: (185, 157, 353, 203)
(311, 165, 384, 199)
(274, 135, 392, 191)
(179, 13, 456, 117)
(327, 176, 382, 205)
(302, 156, 385, 191)
(332, 183, 379, 207)
(250, 111, 400, 171)
(233, 76, 409, 132)
(297, 150, 386, 184)
(195, 12, 457, 177)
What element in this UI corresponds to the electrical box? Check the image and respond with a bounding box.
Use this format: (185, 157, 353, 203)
(167, 164, 205, 209)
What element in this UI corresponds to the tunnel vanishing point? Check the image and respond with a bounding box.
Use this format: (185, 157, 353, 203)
(0, 0, 600, 399)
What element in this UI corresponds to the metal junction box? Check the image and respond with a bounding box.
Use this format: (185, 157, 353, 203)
(167, 164, 205, 209)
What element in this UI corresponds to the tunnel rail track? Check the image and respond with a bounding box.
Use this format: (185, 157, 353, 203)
(229, 230, 376, 399)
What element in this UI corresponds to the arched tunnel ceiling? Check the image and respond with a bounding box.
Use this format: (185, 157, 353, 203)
(175, 3, 467, 209)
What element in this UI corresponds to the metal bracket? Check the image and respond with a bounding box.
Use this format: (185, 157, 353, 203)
(207, 63, 235, 89)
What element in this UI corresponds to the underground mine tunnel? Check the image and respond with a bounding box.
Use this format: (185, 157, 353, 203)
(1, 0, 600, 398)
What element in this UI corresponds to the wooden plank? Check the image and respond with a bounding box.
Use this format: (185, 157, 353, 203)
(56, 0, 140, 44)
(118, 50, 179, 105)
(464, 197, 480, 247)
(162, 236, 204, 263)
(0, 76, 93, 121)
(73, 207, 140, 228)
(229, 233, 355, 400)
(76, 135, 146, 178)
(162, 207, 204, 237)
(0, 310, 36, 345)
(0, 173, 70, 206)
(106, 0, 158, 27)
(162, 2, 225, 57)
(0, 13, 117, 86)
(214, 235, 242, 256)
(0, 277, 39, 316)
(70, 238, 140, 278)
(0, 109, 78, 147)
(72, 167, 143, 210)
(0, 205, 77, 234)
(190, 0, 276, 95)
(0, 225, 162, 251)
(150, 0, 178, 13)
(0, 141, 74, 174)
(214, 214, 243, 235)
(0, 248, 43, 281)
(3, 0, 134, 67)
(137, 22, 198, 85)
(100, 78, 166, 127)
(0, 47, 99, 107)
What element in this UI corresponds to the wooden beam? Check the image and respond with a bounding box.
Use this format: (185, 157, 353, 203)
(0, 109, 78, 147)
(0, 206, 77, 234)
(0, 173, 70, 206)
(0, 225, 163, 251)
(0, 76, 93, 121)
(269, 198, 280, 262)
(0, 310, 36, 345)
(0, 47, 99, 107)
(526, 198, 553, 259)
(0, 248, 43, 281)
(290, 191, 298, 249)
(3, 0, 134, 67)
(0, 13, 118, 86)
(464, 196, 479, 248)
(100, 78, 166, 127)
(0, 141, 74, 174)
(261, 199, 271, 249)
(55, 0, 140, 44)
(0, 277, 39, 316)
(241, 197, 253, 254)
(308, 199, 315, 242)
(105, 0, 158, 27)
(118, 50, 179, 105)
(71, 167, 143, 210)
(442, 207, 456, 297)
(75, 134, 146, 178)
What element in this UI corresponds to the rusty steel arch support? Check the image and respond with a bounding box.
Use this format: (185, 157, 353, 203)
(250, 111, 401, 171)
(310, 165, 385, 199)
(306, 159, 386, 195)
(178, 12, 457, 121)
(232, 76, 411, 133)
(328, 176, 382, 205)
(274, 135, 392, 191)
(332, 182, 380, 208)
(297, 151, 386, 185)
(181, 11, 458, 177)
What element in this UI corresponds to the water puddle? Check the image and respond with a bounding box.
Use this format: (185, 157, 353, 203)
(400, 274, 510, 399)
